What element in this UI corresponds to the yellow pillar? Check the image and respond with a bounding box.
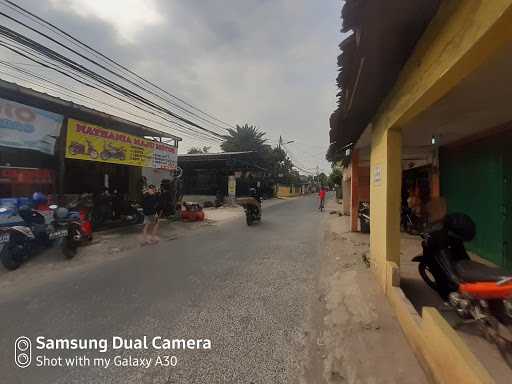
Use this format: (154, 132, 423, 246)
(370, 128, 402, 291)
(366, 0, 512, 291)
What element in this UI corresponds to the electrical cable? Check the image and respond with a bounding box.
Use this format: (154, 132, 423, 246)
(0, 24, 226, 140)
(0, 68, 220, 145)
(1, 0, 235, 129)
(0, 7, 233, 133)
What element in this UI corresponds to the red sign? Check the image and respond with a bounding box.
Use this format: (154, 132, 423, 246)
(0, 168, 54, 184)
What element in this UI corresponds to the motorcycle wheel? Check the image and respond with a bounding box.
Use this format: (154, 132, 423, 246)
(246, 212, 253, 226)
(91, 209, 107, 229)
(0, 240, 24, 270)
(418, 262, 438, 291)
(89, 150, 98, 159)
(62, 240, 78, 259)
(100, 151, 110, 160)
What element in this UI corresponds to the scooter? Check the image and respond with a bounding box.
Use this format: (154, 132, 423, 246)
(90, 190, 143, 229)
(67, 193, 94, 242)
(237, 189, 262, 226)
(412, 212, 512, 361)
(0, 205, 82, 270)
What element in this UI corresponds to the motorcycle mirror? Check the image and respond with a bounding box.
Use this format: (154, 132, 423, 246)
(49, 204, 58, 210)
(0, 207, 7, 213)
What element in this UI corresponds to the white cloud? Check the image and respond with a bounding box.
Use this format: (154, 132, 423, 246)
(49, 0, 164, 42)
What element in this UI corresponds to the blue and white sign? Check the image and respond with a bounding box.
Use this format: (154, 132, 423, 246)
(0, 97, 64, 155)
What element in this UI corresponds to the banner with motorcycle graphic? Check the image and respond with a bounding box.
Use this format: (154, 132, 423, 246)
(65, 119, 177, 170)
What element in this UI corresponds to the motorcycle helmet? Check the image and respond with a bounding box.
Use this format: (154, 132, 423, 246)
(444, 213, 476, 242)
(32, 192, 48, 205)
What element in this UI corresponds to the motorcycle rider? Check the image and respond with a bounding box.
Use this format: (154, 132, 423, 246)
(319, 187, 326, 211)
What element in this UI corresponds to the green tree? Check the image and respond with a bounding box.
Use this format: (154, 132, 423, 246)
(187, 146, 210, 154)
(221, 124, 267, 152)
(328, 167, 342, 188)
(318, 172, 328, 187)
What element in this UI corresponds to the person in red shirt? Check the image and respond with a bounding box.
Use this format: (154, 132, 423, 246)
(319, 188, 326, 211)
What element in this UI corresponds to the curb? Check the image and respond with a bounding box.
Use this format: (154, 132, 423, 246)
(385, 261, 495, 384)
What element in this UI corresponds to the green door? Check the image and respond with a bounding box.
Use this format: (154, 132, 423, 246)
(440, 136, 504, 267)
(503, 142, 512, 270)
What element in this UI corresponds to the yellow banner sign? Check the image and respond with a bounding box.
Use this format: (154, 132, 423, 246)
(65, 119, 177, 170)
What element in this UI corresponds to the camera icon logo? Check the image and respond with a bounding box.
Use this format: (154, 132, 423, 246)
(15, 336, 32, 368)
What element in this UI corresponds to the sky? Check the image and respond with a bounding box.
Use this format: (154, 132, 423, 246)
(5, 0, 343, 174)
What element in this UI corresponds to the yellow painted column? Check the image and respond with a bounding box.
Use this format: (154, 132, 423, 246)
(370, 127, 402, 291)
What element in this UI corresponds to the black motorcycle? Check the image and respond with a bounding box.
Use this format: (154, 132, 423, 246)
(0, 205, 82, 270)
(237, 189, 262, 226)
(358, 201, 370, 233)
(413, 213, 512, 361)
(91, 190, 143, 229)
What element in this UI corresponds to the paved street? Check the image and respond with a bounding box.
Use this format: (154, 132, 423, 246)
(0, 197, 326, 384)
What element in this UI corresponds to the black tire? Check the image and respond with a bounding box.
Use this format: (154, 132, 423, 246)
(0, 240, 24, 270)
(100, 151, 110, 160)
(62, 241, 78, 259)
(246, 212, 253, 226)
(419, 262, 438, 291)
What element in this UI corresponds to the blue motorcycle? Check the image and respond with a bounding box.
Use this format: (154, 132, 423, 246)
(0, 205, 82, 270)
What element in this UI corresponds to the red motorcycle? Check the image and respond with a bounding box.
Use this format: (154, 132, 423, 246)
(413, 213, 512, 363)
(67, 194, 94, 242)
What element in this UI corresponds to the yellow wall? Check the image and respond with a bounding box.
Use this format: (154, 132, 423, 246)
(276, 184, 302, 198)
(369, 0, 512, 289)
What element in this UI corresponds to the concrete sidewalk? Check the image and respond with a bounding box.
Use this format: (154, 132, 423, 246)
(314, 200, 428, 383)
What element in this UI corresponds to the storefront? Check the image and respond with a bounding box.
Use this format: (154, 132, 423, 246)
(63, 118, 178, 202)
(0, 95, 64, 201)
(0, 79, 181, 208)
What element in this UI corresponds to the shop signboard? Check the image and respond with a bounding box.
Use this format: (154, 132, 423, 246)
(65, 119, 177, 170)
(228, 175, 236, 198)
(0, 97, 64, 155)
(0, 168, 54, 185)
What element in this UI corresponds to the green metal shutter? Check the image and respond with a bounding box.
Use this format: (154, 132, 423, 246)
(503, 137, 512, 270)
(440, 135, 506, 268)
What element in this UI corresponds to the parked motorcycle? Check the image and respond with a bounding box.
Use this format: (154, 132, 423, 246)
(358, 201, 370, 233)
(91, 190, 143, 229)
(413, 212, 512, 362)
(67, 193, 94, 242)
(0, 205, 82, 270)
(100, 143, 126, 161)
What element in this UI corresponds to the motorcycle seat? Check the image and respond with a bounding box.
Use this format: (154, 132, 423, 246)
(454, 259, 510, 283)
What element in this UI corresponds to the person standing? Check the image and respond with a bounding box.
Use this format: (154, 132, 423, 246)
(142, 185, 160, 245)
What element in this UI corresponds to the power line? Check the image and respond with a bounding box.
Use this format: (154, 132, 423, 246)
(0, 60, 222, 144)
(0, 1, 235, 130)
(0, 68, 220, 146)
(0, 27, 226, 140)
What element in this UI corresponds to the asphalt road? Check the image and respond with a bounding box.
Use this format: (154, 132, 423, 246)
(0, 196, 326, 384)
